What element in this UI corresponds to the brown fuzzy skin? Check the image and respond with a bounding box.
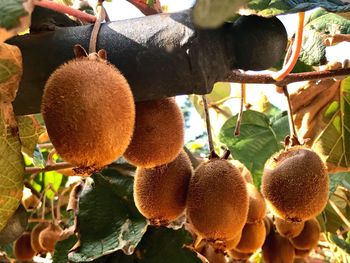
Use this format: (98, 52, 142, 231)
(186, 159, 249, 241)
(42, 57, 135, 170)
(295, 248, 311, 258)
(13, 232, 36, 261)
(263, 216, 273, 236)
(275, 217, 305, 238)
(201, 245, 227, 263)
(123, 98, 184, 168)
(261, 147, 329, 222)
(210, 232, 242, 251)
(31, 222, 49, 254)
(227, 249, 252, 260)
(290, 218, 320, 250)
(262, 232, 295, 263)
(38, 222, 63, 253)
(134, 150, 193, 224)
(235, 221, 266, 253)
(246, 183, 266, 223)
(230, 160, 253, 183)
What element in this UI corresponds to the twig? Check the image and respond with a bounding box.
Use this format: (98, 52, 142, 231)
(25, 162, 75, 174)
(329, 199, 350, 229)
(272, 12, 305, 81)
(38, 143, 54, 149)
(126, 0, 162, 15)
(224, 67, 350, 86)
(323, 34, 350, 46)
(35, 0, 96, 23)
(202, 95, 218, 159)
(283, 86, 300, 146)
(234, 83, 245, 136)
(89, 2, 106, 53)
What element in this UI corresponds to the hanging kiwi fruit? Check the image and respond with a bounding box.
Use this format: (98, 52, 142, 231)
(262, 232, 295, 263)
(13, 232, 36, 262)
(41, 45, 135, 171)
(38, 222, 63, 253)
(31, 222, 49, 254)
(290, 218, 321, 250)
(261, 146, 329, 222)
(246, 183, 266, 224)
(133, 150, 193, 225)
(234, 220, 266, 253)
(275, 217, 305, 239)
(123, 97, 184, 168)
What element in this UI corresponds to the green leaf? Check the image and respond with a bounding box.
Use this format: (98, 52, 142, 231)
(53, 235, 78, 263)
(219, 110, 289, 186)
(0, 59, 19, 84)
(0, 0, 28, 30)
(69, 167, 148, 262)
(305, 11, 350, 35)
(329, 172, 350, 196)
(43, 171, 63, 200)
(0, 110, 24, 232)
(328, 233, 350, 254)
(193, 0, 350, 28)
(312, 76, 350, 169)
(192, 0, 248, 28)
(133, 227, 201, 263)
(17, 115, 45, 157)
(299, 30, 326, 66)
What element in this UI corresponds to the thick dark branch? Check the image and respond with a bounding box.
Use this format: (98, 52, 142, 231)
(224, 68, 350, 85)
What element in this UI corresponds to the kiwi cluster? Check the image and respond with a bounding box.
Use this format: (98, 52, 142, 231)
(12, 221, 64, 261)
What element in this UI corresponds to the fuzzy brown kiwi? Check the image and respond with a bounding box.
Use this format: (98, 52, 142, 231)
(134, 150, 192, 224)
(123, 98, 184, 168)
(294, 248, 311, 258)
(246, 183, 266, 223)
(235, 220, 266, 253)
(262, 232, 295, 263)
(230, 160, 253, 183)
(275, 217, 305, 238)
(31, 222, 49, 254)
(13, 232, 36, 261)
(261, 146, 329, 222)
(186, 159, 249, 242)
(201, 245, 227, 263)
(41, 52, 135, 170)
(38, 222, 63, 253)
(290, 218, 320, 250)
(209, 232, 241, 251)
(263, 216, 273, 236)
(227, 249, 252, 260)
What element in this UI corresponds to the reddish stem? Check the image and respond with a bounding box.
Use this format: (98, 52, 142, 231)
(126, 0, 162, 15)
(35, 0, 96, 23)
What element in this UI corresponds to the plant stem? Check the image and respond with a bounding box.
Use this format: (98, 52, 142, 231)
(224, 67, 350, 86)
(38, 143, 54, 149)
(234, 83, 245, 136)
(25, 162, 75, 174)
(329, 199, 350, 229)
(89, 3, 106, 53)
(126, 0, 162, 15)
(272, 12, 305, 81)
(35, 0, 96, 23)
(283, 86, 300, 146)
(202, 95, 218, 159)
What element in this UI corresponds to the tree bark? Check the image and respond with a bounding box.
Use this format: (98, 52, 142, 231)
(7, 10, 235, 115)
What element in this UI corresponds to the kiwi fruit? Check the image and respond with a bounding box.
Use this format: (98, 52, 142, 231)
(262, 232, 295, 263)
(13, 232, 36, 261)
(246, 183, 266, 223)
(31, 222, 49, 254)
(186, 159, 249, 242)
(227, 249, 252, 260)
(263, 216, 273, 236)
(232, 15, 287, 71)
(134, 150, 193, 224)
(294, 248, 311, 258)
(261, 146, 329, 222)
(201, 245, 227, 263)
(38, 222, 63, 253)
(230, 160, 253, 183)
(123, 98, 184, 168)
(235, 220, 266, 253)
(41, 49, 135, 170)
(210, 232, 241, 251)
(275, 217, 305, 238)
(0, 204, 28, 245)
(290, 218, 320, 250)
